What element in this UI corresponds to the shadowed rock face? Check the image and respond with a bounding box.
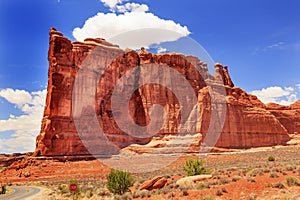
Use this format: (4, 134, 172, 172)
(34, 28, 292, 156)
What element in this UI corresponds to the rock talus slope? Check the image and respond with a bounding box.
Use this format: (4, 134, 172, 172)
(34, 28, 293, 156)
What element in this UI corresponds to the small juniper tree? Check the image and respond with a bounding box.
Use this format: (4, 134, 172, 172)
(184, 158, 208, 176)
(107, 169, 134, 195)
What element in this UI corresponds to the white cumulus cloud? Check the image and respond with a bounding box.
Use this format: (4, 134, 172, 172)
(73, 1, 190, 50)
(157, 46, 167, 54)
(0, 89, 32, 108)
(251, 86, 298, 105)
(100, 0, 124, 10)
(115, 2, 149, 13)
(0, 89, 46, 153)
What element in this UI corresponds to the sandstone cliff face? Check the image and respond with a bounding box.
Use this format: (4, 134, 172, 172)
(34, 28, 292, 156)
(266, 101, 300, 135)
(216, 87, 290, 148)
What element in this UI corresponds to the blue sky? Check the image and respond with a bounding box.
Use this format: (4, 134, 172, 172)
(0, 0, 299, 153)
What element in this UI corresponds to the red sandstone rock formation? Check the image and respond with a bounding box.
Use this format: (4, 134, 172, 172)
(216, 86, 290, 148)
(266, 100, 300, 135)
(34, 28, 293, 156)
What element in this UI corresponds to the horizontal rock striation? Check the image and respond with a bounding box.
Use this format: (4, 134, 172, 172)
(34, 28, 293, 156)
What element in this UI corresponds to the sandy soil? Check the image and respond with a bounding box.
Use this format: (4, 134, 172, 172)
(0, 145, 299, 199)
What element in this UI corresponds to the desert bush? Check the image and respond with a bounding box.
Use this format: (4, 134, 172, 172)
(58, 184, 68, 194)
(283, 165, 295, 171)
(132, 190, 150, 198)
(297, 167, 300, 176)
(272, 182, 285, 189)
(119, 193, 133, 200)
(222, 187, 228, 193)
(183, 158, 208, 176)
(178, 181, 194, 191)
(263, 168, 270, 173)
(97, 187, 110, 196)
(156, 187, 169, 195)
(107, 169, 134, 195)
(167, 192, 175, 199)
(246, 177, 256, 183)
(247, 193, 258, 200)
(85, 190, 93, 198)
(232, 175, 242, 182)
(0, 185, 6, 195)
(281, 195, 291, 200)
(182, 189, 188, 196)
(286, 176, 300, 186)
(283, 171, 288, 175)
(195, 181, 210, 190)
(219, 178, 231, 185)
(216, 189, 222, 196)
(201, 196, 215, 200)
(268, 156, 275, 162)
(272, 168, 282, 173)
(269, 172, 279, 178)
(248, 168, 263, 177)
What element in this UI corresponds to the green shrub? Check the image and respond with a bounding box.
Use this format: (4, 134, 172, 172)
(248, 193, 258, 200)
(232, 175, 242, 182)
(195, 181, 210, 190)
(216, 189, 222, 196)
(272, 182, 285, 189)
(132, 190, 150, 198)
(0, 185, 6, 195)
(182, 189, 188, 196)
(218, 178, 231, 185)
(201, 196, 215, 200)
(248, 168, 263, 177)
(107, 169, 134, 195)
(269, 172, 279, 178)
(58, 184, 68, 194)
(268, 156, 275, 162)
(183, 158, 208, 176)
(283, 165, 295, 171)
(286, 176, 300, 186)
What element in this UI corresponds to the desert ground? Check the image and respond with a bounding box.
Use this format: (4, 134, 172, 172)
(0, 141, 300, 200)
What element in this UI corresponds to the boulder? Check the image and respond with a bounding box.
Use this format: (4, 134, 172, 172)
(138, 176, 167, 190)
(176, 174, 212, 186)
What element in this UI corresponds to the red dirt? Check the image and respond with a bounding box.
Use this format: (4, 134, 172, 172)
(0, 145, 299, 199)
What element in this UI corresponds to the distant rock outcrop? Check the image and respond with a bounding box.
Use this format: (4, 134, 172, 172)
(34, 28, 293, 156)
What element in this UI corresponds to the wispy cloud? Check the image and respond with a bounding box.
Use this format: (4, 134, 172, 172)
(251, 86, 298, 105)
(254, 42, 286, 54)
(0, 88, 46, 153)
(267, 42, 285, 49)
